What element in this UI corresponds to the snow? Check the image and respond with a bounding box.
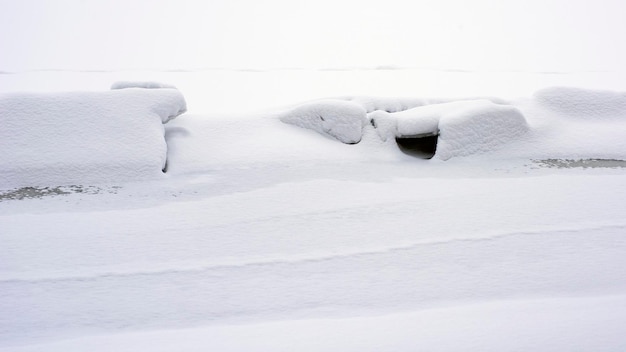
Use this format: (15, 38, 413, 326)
(111, 81, 177, 90)
(278, 99, 368, 144)
(344, 95, 510, 114)
(4, 295, 626, 352)
(1, 68, 626, 352)
(281, 99, 528, 160)
(435, 100, 528, 160)
(278, 98, 527, 160)
(534, 86, 626, 119)
(355, 100, 529, 159)
(344, 96, 429, 113)
(0, 88, 186, 188)
(2, 172, 626, 351)
(3, 0, 626, 348)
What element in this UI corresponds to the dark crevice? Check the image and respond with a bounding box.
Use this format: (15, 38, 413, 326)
(396, 134, 438, 159)
(163, 126, 190, 174)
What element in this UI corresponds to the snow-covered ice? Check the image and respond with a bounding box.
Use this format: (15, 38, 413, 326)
(435, 100, 528, 160)
(1, 68, 626, 352)
(0, 88, 186, 188)
(279, 99, 368, 144)
(3, 0, 626, 348)
(369, 99, 528, 160)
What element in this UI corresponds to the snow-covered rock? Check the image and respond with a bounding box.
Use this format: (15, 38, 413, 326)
(534, 87, 626, 119)
(279, 100, 367, 144)
(370, 100, 528, 160)
(0, 89, 187, 188)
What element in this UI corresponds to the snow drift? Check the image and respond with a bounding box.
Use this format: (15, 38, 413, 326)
(534, 87, 626, 119)
(0, 88, 186, 188)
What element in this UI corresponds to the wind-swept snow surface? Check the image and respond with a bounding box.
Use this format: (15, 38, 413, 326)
(0, 88, 186, 188)
(1, 68, 626, 352)
(2, 173, 626, 352)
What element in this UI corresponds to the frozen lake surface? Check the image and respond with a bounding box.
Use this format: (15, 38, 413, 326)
(1, 68, 626, 351)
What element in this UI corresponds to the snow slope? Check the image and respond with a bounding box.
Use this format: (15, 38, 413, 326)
(1, 69, 626, 351)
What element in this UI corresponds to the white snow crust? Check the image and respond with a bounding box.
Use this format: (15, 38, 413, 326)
(279, 99, 367, 144)
(0, 88, 186, 188)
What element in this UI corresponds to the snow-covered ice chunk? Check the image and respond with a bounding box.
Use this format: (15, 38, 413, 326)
(534, 87, 626, 119)
(0, 89, 187, 188)
(279, 100, 367, 144)
(111, 81, 177, 90)
(370, 100, 528, 160)
(436, 100, 528, 160)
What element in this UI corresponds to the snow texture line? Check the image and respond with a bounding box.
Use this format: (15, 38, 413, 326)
(2, 223, 624, 284)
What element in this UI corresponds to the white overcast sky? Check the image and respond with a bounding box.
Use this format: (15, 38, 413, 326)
(1, 0, 625, 71)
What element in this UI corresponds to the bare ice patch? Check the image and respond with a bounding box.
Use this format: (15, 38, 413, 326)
(0, 185, 120, 201)
(534, 159, 626, 169)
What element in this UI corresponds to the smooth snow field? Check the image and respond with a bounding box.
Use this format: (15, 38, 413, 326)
(1, 69, 626, 352)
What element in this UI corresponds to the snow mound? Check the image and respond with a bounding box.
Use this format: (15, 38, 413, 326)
(534, 87, 626, 118)
(370, 100, 529, 160)
(279, 100, 367, 144)
(111, 81, 177, 90)
(0, 89, 187, 188)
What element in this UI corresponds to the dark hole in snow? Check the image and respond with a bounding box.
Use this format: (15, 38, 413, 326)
(396, 134, 438, 159)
